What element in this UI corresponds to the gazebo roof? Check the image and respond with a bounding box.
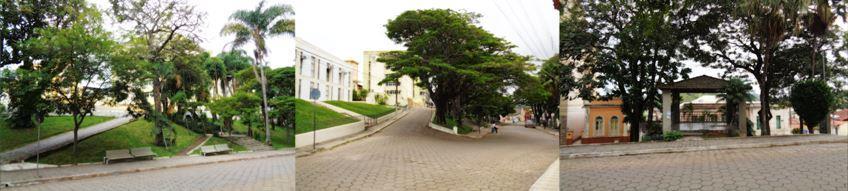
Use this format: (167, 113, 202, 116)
(658, 75, 728, 93)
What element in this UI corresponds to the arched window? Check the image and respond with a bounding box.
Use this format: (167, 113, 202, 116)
(594, 116, 603, 137)
(610, 116, 619, 136)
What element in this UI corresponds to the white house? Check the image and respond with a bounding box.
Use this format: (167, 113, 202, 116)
(360, 50, 427, 107)
(295, 38, 356, 101)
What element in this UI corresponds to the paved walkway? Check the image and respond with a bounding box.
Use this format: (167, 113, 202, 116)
(4, 151, 295, 191)
(561, 143, 848, 190)
(1, 149, 293, 188)
(561, 135, 848, 158)
(296, 108, 558, 190)
(0, 117, 134, 162)
(226, 135, 274, 152)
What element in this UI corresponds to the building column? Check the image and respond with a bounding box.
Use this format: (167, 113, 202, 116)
(738, 103, 748, 137)
(671, 92, 680, 131)
(662, 92, 672, 133)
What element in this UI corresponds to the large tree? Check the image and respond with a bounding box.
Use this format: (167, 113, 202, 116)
(23, 4, 117, 164)
(0, 0, 88, 129)
(380, 9, 529, 127)
(108, 0, 203, 145)
(563, 0, 693, 142)
(685, 0, 845, 135)
(220, 1, 294, 145)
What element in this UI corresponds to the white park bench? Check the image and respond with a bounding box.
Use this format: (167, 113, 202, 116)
(200, 144, 232, 156)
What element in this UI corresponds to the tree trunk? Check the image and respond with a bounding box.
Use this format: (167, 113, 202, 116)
(153, 77, 166, 145)
(259, 64, 272, 145)
(72, 114, 80, 165)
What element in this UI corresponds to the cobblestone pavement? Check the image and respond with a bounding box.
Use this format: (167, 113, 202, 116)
(296, 108, 558, 190)
(561, 135, 847, 158)
(4, 154, 295, 191)
(561, 143, 848, 191)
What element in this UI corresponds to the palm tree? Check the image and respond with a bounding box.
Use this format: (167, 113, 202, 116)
(221, 1, 294, 145)
(717, 78, 754, 136)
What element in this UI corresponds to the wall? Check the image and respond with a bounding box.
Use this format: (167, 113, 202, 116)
(295, 38, 355, 102)
(295, 121, 365, 148)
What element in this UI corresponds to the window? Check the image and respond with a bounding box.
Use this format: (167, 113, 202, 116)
(610, 116, 619, 136)
(594, 116, 603, 137)
(386, 90, 401, 94)
(776, 115, 781, 129)
(756, 115, 761, 130)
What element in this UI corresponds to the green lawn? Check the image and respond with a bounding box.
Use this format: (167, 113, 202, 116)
(1, 116, 113, 152)
(190, 136, 247, 155)
(30, 120, 200, 165)
(232, 121, 295, 149)
(324, 100, 396, 118)
(295, 99, 359, 134)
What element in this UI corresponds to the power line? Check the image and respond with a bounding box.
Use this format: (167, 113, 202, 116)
(509, 0, 554, 58)
(493, 0, 546, 58)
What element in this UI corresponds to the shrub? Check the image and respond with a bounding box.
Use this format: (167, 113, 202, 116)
(790, 80, 835, 132)
(375, 94, 388, 105)
(792, 128, 802, 134)
(663, 130, 684, 141)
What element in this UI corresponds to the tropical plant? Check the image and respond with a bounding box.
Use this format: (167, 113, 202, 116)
(221, 0, 294, 145)
(717, 78, 754, 135)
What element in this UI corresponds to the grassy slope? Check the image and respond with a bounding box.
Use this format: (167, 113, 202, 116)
(232, 121, 295, 149)
(295, 99, 359, 134)
(1, 116, 113, 152)
(31, 120, 199, 165)
(324, 101, 395, 118)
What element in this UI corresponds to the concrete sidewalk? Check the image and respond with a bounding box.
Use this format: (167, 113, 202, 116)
(0, 117, 134, 163)
(529, 159, 559, 191)
(561, 134, 848, 159)
(0, 149, 293, 188)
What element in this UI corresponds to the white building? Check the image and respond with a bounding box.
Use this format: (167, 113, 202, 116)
(295, 38, 356, 101)
(360, 51, 427, 107)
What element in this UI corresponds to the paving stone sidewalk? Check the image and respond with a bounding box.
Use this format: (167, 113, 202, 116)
(5, 153, 295, 191)
(561, 143, 848, 191)
(0, 149, 293, 188)
(561, 135, 848, 158)
(0, 117, 134, 162)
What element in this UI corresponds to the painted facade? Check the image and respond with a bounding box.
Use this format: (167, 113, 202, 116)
(295, 38, 356, 101)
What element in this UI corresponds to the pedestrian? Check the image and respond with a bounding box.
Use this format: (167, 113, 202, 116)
(491, 123, 498, 134)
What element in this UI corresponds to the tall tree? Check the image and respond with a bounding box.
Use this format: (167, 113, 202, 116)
(686, 0, 817, 136)
(23, 4, 117, 164)
(380, 9, 529, 127)
(0, 0, 88, 129)
(220, 1, 294, 145)
(108, 0, 203, 145)
(564, 1, 692, 142)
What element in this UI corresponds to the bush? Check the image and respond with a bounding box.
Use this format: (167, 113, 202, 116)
(353, 89, 370, 101)
(790, 80, 835, 131)
(663, 130, 684, 141)
(375, 94, 388, 105)
(792, 128, 802, 134)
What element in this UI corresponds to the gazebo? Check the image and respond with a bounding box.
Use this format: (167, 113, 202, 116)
(658, 75, 747, 136)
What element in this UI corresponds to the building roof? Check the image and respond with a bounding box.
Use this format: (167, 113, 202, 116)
(658, 75, 728, 93)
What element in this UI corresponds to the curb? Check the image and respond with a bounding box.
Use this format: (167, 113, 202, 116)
(561, 139, 848, 159)
(1, 150, 294, 188)
(296, 110, 410, 158)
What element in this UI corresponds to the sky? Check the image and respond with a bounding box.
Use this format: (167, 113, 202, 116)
(295, 0, 559, 65)
(90, 0, 296, 68)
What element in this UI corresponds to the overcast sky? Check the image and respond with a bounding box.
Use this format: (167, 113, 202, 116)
(90, 0, 296, 68)
(295, 0, 559, 65)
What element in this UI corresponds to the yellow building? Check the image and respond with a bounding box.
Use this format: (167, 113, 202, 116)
(361, 51, 427, 107)
(582, 99, 630, 144)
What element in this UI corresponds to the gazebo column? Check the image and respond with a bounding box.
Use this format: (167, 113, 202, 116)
(662, 92, 672, 133)
(671, 92, 680, 131)
(738, 103, 748, 137)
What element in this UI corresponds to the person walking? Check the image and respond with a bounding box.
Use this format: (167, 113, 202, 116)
(491, 123, 499, 134)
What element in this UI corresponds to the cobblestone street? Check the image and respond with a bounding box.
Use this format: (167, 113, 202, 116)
(561, 143, 848, 190)
(4, 154, 295, 191)
(296, 108, 558, 190)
